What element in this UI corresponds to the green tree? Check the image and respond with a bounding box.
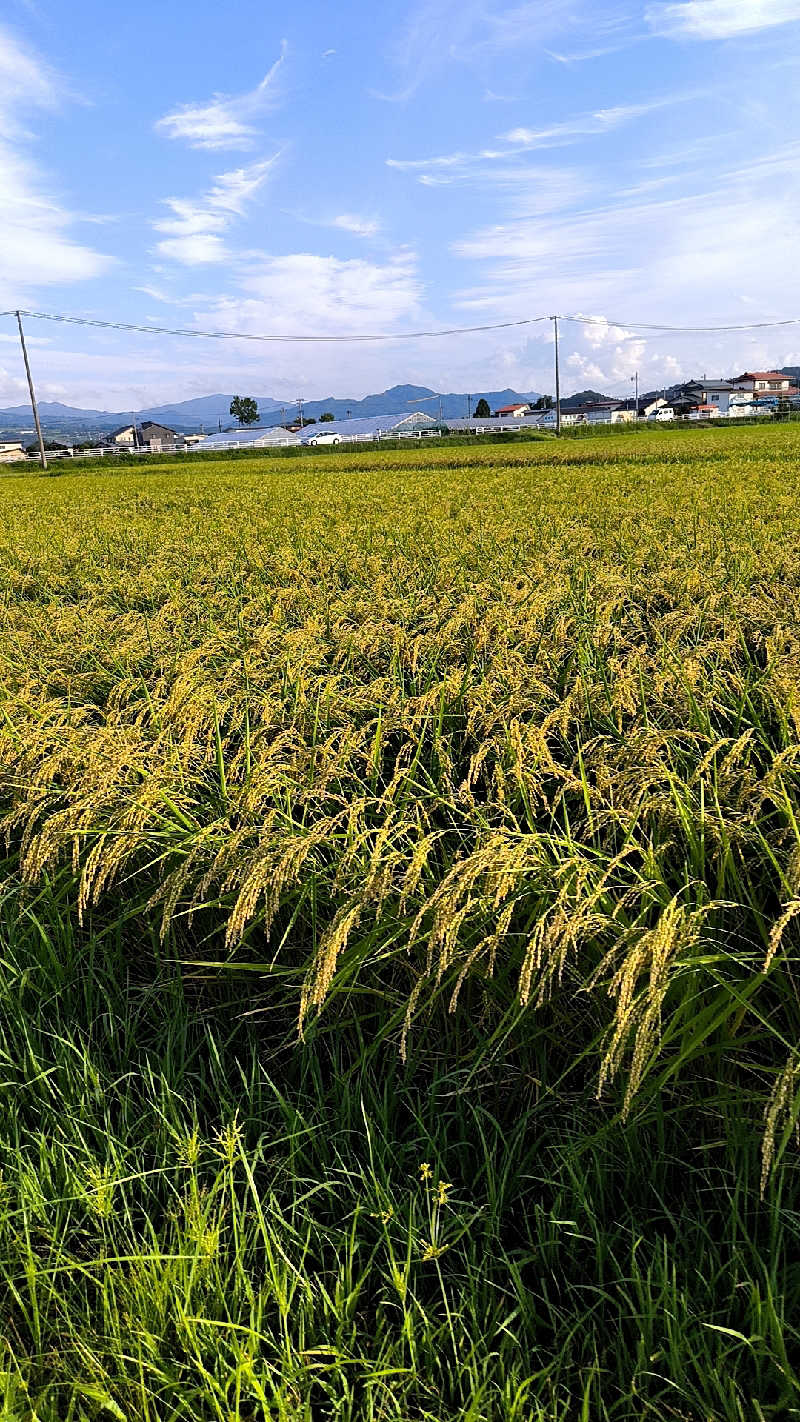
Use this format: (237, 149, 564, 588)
(319, 412, 335, 422)
(474, 398, 491, 418)
(230, 396, 259, 427)
(534, 395, 554, 411)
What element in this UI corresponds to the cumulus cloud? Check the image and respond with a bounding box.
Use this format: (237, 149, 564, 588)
(647, 0, 800, 38)
(155, 43, 287, 150)
(153, 156, 280, 265)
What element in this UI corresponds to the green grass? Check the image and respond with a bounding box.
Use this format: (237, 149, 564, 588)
(1, 424, 800, 1418)
(3, 869, 799, 1421)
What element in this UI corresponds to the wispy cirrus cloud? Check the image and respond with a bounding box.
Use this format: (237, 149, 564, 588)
(647, 0, 800, 38)
(388, 95, 688, 178)
(500, 96, 685, 147)
(153, 155, 280, 265)
(373, 1, 635, 100)
(155, 43, 287, 150)
(329, 213, 381, 237)
(450, 141, 800, 337)
(288, 210, 383, 240)
(0, 25, 113, 307)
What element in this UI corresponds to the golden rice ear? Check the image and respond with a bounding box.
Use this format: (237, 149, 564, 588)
(762, 1051, 800, 1196)
(1, 430, 798, 1143)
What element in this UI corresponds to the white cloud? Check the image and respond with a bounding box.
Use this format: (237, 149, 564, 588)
(330, 213, 381, 237)
(0, 26, 113, 306)
(502, 97, 680, 147)
(446, 141, 800, 391)
(200, 250, 424, 337)
(155, 43, 287, 150)
(0, 24, 56, 121)
(647, 0, 800, 38)
(153, 156, 280, 265)
(154, 233, 228, 265)
(2, 251, 426, 408)
(374, 0, 595, 99)
(388, 94, 688, 176)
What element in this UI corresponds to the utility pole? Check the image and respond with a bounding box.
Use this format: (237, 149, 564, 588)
(552, 315, 561, 436)
(467, 393, 472, 421)
(631, 370, 639, 422)
(297, 396, 304, 427)
(15, 311, 47, 471)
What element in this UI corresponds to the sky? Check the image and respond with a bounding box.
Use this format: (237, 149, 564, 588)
(2, 0, 800, 410)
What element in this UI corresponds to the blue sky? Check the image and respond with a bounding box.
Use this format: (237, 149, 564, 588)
(2, 0, 800, 409)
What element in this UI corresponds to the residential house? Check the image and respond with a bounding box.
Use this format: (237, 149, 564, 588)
(0, 441, 25, 462)
(107, 420, 177, 449)
(139, 421, 178, 449)
(729, 371, 797, 397)
(109, 425, 137, 446)
(494, 402, 531, 418)
(694, 380, 736, 414)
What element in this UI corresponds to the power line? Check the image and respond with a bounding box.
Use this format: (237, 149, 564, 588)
(566, 314, 800, 334)
(3, 306, 800, 343)
(0, 308, 550, 344)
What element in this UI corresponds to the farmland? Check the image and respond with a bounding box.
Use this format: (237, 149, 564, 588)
(1, 423, 800, 1418)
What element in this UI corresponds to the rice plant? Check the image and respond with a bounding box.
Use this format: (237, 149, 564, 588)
(1, 424, 800, 1416)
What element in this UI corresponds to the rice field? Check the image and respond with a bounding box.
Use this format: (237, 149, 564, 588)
(1, 424, 800, 1419)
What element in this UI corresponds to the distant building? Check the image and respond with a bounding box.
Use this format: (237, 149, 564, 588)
(493, 403, 531, 418)
(569, 402, 635, 426)
(108, 420, 177, 449)
(199, 412, 441, 451)
(442, 415, 545, 434)
(536, 410, 583, 428)
(296, 411, 439, 444)
(730, 371, 795, 395)
(0, 441, 25, 462)
(691, 380, 736, 414)
(198, 427, 300, 450)
(109, 425, 137, 446)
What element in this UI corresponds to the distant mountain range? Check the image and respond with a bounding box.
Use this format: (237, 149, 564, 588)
(2, 370, 796, 440)
(0, 384, 544, 439)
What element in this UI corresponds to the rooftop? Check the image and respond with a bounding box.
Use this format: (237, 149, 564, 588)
(733, 371, 789, 381)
